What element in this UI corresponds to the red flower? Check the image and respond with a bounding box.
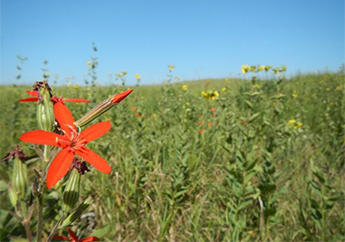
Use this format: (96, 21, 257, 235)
(111, 89, 133, 104)
(19, 91, 90, 105)
(53, 227, 100, 242)
(20, 102, 111, 189)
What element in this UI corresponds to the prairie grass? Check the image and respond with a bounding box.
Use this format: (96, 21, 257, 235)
(0, 72, 344, 241)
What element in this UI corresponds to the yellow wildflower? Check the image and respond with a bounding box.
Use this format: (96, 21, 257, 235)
(288, 119, 296, 124)
(182, 84, 188, 91)
(87, 61, 91, 66)
(168, 65, 175, 71)
(225, 78, 230, 82)
(73, 84, 79, 89)
(326, 87, 330, 92)
(264, 65, 271, 72)
(222, 87, 227, 92)
(241, 64, 250, 74)
(135, 74, 141, 79)
(201, 90, 219, 100)
(259, 65, 265, 72)
(292, 90, 297, 99)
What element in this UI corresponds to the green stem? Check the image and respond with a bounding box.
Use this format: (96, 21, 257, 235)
(37, 195, 43, 242)
(43, 145, 49, 163)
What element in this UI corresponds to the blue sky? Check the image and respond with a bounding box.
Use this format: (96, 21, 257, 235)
(1, 0, 344, 85)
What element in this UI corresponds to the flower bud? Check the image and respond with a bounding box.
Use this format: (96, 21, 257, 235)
(59, 196, 93, 229)
(8, 183, 18, 207)
(37, 81, 54, 132)
(63, 169, 81, 213)
(75, 89, 133, 127)
(11, 157, 28, 200)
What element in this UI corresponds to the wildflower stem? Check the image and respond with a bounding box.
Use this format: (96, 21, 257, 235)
(23, 219, 33, 242)
(36, 194, 43, 242)
(43, 145, 49, 163)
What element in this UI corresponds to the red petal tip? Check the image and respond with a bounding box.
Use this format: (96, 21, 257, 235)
(111, 89, 133, 104)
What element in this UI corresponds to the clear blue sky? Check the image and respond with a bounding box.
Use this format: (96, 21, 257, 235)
(1, 0, 344, 85)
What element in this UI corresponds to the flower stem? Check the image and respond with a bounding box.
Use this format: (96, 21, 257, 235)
(43, 145, 49, 163)
(36, 194, 43, 242)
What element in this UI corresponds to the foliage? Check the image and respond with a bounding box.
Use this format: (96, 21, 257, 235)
(0, 70, 344, 241)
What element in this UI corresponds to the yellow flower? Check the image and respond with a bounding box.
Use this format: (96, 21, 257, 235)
(201, 91, 208, 99)
(292, 90, 297, 99)
(168, 65, 175, 71)
(326, 87, 330, 92)
(225, 78, 230, 82)
(297, 122, 303, 127)
(252, 84, 260, 89)
(241, 64, 250, 74)
(330, 101, 334, 107)
(87, 61, 91, 66)
(182, 84, 188, 91)
(214, 91, 219, 98)
(336, 86, 341, 90)
(222, 87, 226, 92)
(258, 65, 265, 72)
(73, 84, 79, 89)
(288, 119, 296, 124)
(122, 71, 127, 75)
(135, 74, 141, 79)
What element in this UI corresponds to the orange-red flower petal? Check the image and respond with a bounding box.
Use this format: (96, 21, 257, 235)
(46, 148, 75, 189)
(111, 89, 133, 104)
(18, 97, 39, 102)
(80, 121, 112, 143)
(75, 147, 111, 174)
(63, 98, 91, 103)
(20, 130, 65, 147)
(67, 227, 79, 241)
(54, 102, 76, 136)
(53, 235, 70, 240)
(26, 90, 39, 97)
(81, 236, 100, 242)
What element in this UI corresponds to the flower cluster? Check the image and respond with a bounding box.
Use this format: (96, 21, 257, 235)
(201, 90, 219, 100)
(288, 119, 303, 129)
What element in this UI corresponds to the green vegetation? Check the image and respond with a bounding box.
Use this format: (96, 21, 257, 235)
(0, 71, 344, 241)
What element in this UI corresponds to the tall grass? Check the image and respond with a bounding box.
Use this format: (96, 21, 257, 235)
(0, 72, 344, 241)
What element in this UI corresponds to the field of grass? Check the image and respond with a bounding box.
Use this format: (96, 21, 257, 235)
(0, 72, 344, 241)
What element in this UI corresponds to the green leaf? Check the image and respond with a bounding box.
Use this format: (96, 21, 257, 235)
(0, 181, 8, 192)
(248, 113, 260, 123)
(90, 225, 109, 238)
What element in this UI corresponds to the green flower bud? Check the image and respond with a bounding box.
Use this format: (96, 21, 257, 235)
(12, 157, 28, 200)
(59, 196, 93, 229)
(8, 183, 18, 207)
(63, 169, 81, 213)
(75, 89, 133, 127)
(37, 83, 54, 132)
